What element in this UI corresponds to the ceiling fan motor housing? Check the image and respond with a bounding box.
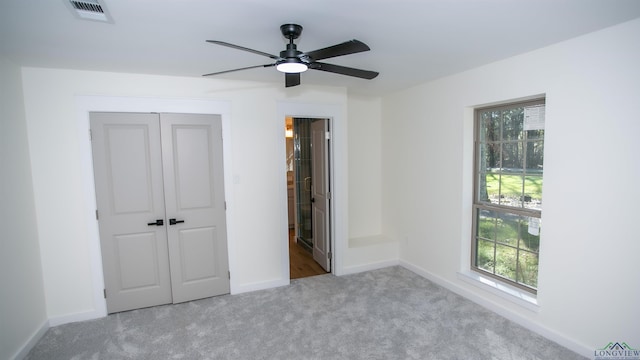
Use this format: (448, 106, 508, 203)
(279, 24, 308, 64)
(280, 45, 306, 61)
(280, 24, 303, 40)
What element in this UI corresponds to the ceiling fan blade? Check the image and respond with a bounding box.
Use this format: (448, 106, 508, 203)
(206, 40, 280, 60)
(285, 73, 301, 87)
(202, 63, 275, 77)
(309, 62, 379, 79)
(305, 40, 370, 61)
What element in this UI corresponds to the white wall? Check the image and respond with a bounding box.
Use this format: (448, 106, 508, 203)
(347, 95, 383, 238)
(0, 57, 48, 359)
(382, 18, 640, 356)
(20, 69, 351, 321)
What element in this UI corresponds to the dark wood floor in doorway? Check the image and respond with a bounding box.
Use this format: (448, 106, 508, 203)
(289, 230, 328, 279)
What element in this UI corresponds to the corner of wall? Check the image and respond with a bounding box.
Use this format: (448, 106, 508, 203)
(9, 319, 49, 360)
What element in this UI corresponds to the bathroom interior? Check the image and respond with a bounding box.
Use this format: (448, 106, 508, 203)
(285, 117, 328, 279)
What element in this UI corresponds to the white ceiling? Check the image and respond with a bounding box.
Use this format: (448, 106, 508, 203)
(1, 0, 640, 96)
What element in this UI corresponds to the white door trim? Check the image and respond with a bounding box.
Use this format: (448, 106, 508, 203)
(277, 102, 347, 280)
(76, 96, 234, 320)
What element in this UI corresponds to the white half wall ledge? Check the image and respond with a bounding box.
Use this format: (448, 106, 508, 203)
(340, 259, 400, 276)
(399, 260, 592, 359)
(344, 235, 399, 273)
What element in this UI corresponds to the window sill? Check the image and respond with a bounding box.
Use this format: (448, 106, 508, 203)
(457, 271, 539, 312)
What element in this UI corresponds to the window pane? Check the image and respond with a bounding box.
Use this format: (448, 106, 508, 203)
(488, 143, 502, 170)
(477, 209, 496, 240)
(519, 218, 540, 253)
(500, 142, 523, 207)
(496, 213, 519, 246)
(483, 172, 499, 202)
(501, 142, 523, 170)
(518, 250, 538, 288)
(502, 108, 524, 141)
(476, 171, 491, 203)
(480, 111, 500, 142)
(479, 142, 501, 169)
(524, 140, 543, 209)
(478, 143, 500, 203)
(495, 244, 517, 281)
(478, 171, 489, 202)
(499, 173, 524, 207)
(526, 140, 544, 171)
(523, 176, 542, 210)
(526, 129, 544, 141)
(476, 239, 495, 273)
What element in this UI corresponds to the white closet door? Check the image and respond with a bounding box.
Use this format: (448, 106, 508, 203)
(90, 112, 172, 314)
(91, 112, 230, 313)
(160, 113, 230, 303)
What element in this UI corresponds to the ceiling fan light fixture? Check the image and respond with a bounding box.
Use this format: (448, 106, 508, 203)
(276, 59, 308, 73)
(204, 24, 378, 87)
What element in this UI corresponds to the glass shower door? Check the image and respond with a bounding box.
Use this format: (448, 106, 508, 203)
(293, 118, 313, 251)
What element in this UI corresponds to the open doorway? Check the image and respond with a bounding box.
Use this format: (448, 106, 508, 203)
(285, 117, 331, 279)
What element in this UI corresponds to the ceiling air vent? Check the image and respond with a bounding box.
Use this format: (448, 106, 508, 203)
(65, 0, 113, 23)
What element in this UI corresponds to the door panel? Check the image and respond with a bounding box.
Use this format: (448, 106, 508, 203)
(161, 113, 230, 304)
(177, 227, 218, 282)
(114, 232, 164, 290)
(90, 112, 172, 314)
(106, 126, 156, 214)
(311, 119, 331, 271)
(173, 127, 214, 210)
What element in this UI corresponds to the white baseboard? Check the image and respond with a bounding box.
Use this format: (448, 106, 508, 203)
(399, 260, 592, 358)
(231, 278, 290, 295)
(46, 279, 290, 327)
(231, 259, 400, 294)
(340, 259, 399, 275)
(48, 309, 104, 327)
(11, 319, 49, 360)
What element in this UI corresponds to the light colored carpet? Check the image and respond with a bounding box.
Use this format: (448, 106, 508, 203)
(25, 266, 586, 359)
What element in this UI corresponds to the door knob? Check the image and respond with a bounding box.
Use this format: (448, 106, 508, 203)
(169, 218, 185, 225)
(147, 219, 164, 226)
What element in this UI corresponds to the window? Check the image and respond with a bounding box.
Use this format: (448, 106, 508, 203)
(472, 99, 545, 293)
